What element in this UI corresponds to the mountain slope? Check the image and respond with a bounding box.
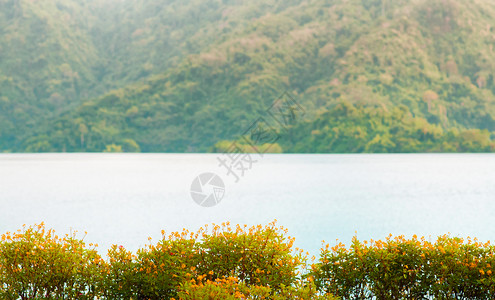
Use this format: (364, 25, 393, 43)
(0, 0, 99, 147)
(6, 0, 495, 152)
(0, 0, 259, 149)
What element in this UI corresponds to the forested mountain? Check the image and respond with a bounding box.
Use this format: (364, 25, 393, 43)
(2, 0, 495, 152)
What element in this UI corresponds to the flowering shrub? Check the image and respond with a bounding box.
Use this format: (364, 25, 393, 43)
(176, 276, 336, 300)
(195, 221, 303, 288)
(3, 222, 495, 299)
(176, 276, 272, 299)
(103, 244, 138, 299)
(110, 221, 304, 299)
(125, 229, 198, 299)
(0, 223, 103, 299)
(312, 234, 495, 299)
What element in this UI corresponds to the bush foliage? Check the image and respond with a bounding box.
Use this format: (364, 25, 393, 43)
(2, 222, 495, 299)
(312, 234, 495, 299)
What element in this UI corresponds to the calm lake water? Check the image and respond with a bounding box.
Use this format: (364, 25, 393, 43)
(1, 153, 494, 255)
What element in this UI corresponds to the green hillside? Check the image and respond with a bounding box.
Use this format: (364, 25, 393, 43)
(0, 0, 247, 150)
(0, 0, 96, 147)
(3, 0, 495, 152)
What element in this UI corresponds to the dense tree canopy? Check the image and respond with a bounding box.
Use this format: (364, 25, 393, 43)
(1, 0, 495, 152)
